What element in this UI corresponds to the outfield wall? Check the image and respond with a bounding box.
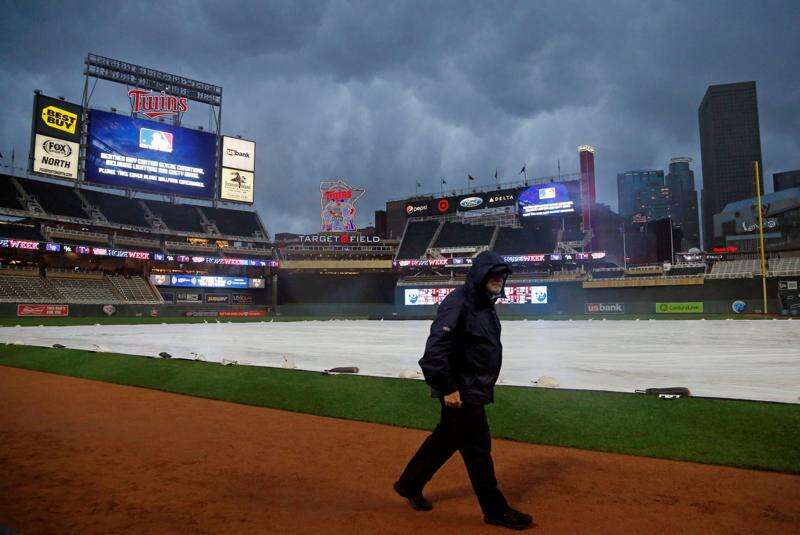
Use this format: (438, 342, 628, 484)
(394, 277, 800, 318)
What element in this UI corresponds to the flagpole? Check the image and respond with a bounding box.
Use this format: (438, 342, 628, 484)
(754, 161, 768, 315)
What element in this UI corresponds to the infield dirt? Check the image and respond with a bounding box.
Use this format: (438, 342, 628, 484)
(1, 366, 798, 534)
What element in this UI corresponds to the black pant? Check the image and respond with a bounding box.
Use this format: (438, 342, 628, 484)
(397, 400, 508, 516)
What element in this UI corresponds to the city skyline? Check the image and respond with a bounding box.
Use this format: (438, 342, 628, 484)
(1, 1, 798, 235)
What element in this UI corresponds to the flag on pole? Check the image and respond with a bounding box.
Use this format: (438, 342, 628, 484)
(468, 174, 475, 181)
(441, 178, 447, 185)
(416, 181, 421, 188)
(519, 165, 525, 174)
(494, 169, 498, 180)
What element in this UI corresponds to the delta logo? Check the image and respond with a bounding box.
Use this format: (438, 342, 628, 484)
(41, 105, 78, 135)
(128, 88, 188, 119)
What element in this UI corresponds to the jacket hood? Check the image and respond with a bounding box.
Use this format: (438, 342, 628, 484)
(467, 251, 511, 302)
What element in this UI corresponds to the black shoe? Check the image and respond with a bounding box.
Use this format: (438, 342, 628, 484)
(484, 507, 534, 530)
(393, 481, 433, 511)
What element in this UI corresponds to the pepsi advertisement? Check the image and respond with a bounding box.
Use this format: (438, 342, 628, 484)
(518, 183, 576, 217)
(86, 109, 217, 198)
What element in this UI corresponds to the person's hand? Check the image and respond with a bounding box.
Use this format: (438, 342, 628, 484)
(444, 390, 462, 409)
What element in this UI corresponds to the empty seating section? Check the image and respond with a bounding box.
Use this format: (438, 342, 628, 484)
(591, 267, 626, 279)
(625, 265, 664, 277)
(81, 190, 150, 227)
(203, 206, 263, 236)
(0, 177, 25, 210)
(397, 221, 439, 259)
(0, 276, 59, 301)
(707, 259, 761, 279)
(433, 222, 494, 248)
(768, 257, 800, 276)
(667, 264, 706, 277)
(0, 273, 161, 303)
(108, 275, 161, 302)
(146, 200, 205, 233)
(48, 277, 118, 302)
(0, 224, 44, 241)
(493, 227, 555, 255)
(19, 179, 88, 219)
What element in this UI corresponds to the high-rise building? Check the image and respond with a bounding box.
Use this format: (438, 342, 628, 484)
(773, 170, 800, 192)
(617, 169, 670, 220)
(698, 81, 763, 249)
(578, 145, 596, 233)
(666, 157, 700, 249)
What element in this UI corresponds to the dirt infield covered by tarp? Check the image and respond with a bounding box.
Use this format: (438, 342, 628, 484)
(1, 367, 798, 534)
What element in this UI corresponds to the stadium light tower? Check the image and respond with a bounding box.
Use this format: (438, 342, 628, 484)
(578, 145, 596, 236)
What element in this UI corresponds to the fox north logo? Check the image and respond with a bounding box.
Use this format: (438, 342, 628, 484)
(42, 139, 72, 157)
(41, 105, 78, 135)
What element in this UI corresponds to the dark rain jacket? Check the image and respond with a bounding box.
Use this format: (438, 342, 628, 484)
(418, 251, 510, 405)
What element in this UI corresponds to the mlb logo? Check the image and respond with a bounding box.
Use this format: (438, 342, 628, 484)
(539, 187, 556, 200)
(139, 128, 174, 153)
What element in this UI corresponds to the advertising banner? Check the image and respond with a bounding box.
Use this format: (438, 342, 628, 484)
(17, 304, 69, 317)
(150, 274, 251, 289)
(231, 294, 254, 304)
(220, 167, 254, 203)
(585, 302, 625, 314)
(219, 309, 267, 317)
(457, 194, 486, 211)
(404, 286, 547, 306)
(86, 109, 217, 198)
(184, 310, 219, 317)
(33, 94, 82, 143)
(32, 134, 80, 179)
(205, 294, 230, 304)
(176, 292, 202, 303)
(221, 136, 255, 172)
(404, 200, 431, 217)
(655, 302, 704, 314)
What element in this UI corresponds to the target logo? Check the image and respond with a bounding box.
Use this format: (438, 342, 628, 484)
(437, 199, 450, 213)
(340, 234, 351, 244)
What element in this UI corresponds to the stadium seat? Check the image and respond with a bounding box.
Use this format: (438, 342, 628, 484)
(17, 178, 89, 219)
(396, 221, 439, 259)
(80, 190, 151, 228)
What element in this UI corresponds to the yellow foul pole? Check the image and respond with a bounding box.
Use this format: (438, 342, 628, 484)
(754, 161, 768, 315)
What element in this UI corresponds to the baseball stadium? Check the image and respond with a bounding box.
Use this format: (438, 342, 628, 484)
(1, 54, 799, 534)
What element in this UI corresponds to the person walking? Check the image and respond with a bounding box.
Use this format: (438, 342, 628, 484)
(394, 251, 534, 530)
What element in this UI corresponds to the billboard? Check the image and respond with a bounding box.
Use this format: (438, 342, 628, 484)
(149, 274, 251, 289)
(585, 302, 625, 314)
(86, 109, 217, 198)
(518, 182, 576, 217)
(30, 94, 83, 180)
(32, 134, 79, 179)
(17, 304, 69, 317)
(655, 302, 704, 313)
(221, 137, 255, 172)
(320, 179, 365, 232)
(32, 94, 82, 143)
(220, 167, 254, 203)
(404, 286, 547, 306)
(405, 200, 431, 217)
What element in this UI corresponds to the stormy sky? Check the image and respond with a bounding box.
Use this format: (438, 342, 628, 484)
(1, 0, 798, 235)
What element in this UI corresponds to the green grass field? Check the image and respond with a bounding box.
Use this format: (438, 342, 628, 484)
(1, 344, 798, 474)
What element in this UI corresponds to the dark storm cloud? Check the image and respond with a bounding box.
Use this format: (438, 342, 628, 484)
(1, 0, 798, 234)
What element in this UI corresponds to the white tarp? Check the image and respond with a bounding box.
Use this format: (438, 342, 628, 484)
(1, 319, 798, 404)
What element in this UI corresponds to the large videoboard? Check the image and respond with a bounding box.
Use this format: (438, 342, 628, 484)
(85, 109, 217, 198)
(518, 182, 579, 217)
